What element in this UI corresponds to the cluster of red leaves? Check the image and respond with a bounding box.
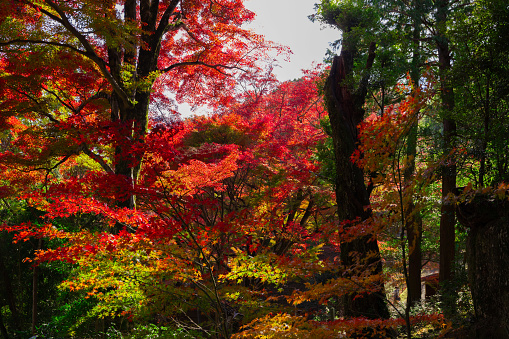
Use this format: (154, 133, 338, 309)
(0, 62, 336, 325)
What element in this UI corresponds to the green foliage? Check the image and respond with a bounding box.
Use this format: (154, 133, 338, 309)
(0, 0, 508, 337)
(104, 324, 204, 339)
(222, 249, 288, 287)
(0, 202, 73, 332)
(313, 0, 378, 34)
(120, 63, 161, 98)
(44, 296, 96, 337)
(450, 0, 509, 186)
(184, 122, 252, 148)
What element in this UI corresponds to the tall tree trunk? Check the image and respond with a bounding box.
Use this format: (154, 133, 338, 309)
(457, 197, 509, 339)
(436, 0, 457, 317)
(478, 73, 491, 187)
(436, 0, 457, 286)
(405, 1, 423, 306)
(404, 122, 422, 307)
(108, 42, 137, 214)
(325, 43, 390, 320)
(107, 0, 179, 217)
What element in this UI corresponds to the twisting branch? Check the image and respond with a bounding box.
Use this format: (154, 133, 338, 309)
(31, 153, 74, 187)
(80, 144, 114, 174)
(162, 61, 244, 75)
(0, 39, 86, 56)
(74, 91, 110, 115)
(41, 86, 75, 112)
(153, 0, 182, 44)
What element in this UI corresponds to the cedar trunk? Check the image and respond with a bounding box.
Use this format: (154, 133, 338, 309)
(405, 120, 422, 307)
(436, 0, 457, 290)
(325, 46, 389, 319)
(457, 197, 509, 339)
(405, 3, 423, 305)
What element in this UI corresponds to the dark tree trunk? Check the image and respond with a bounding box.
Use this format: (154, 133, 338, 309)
(0, 245, 20, 330)
(0, 310, 8, 339)
(405, 2, 423, 306)
(405, 185, 422, 306)
(435, 0, 457, 292)
(107, 0, 182, 218)
(405, 122, 422, 307)
(324, 43, 389, 320)
(108, 41, 137, 214)
(478, 73, 491, 187)
(457, 196, 509, 339)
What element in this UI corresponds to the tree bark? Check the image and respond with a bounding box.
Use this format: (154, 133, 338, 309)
(404, 148, 422, 306)
(457, 196, 509, 339)
(405, 1, 423, 306)
(436, 0, 457, 290)
(109, 0, 181, 216)
(325, 43, 389, 319)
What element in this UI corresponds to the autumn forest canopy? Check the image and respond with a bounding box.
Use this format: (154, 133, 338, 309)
(0, 0, 508, 338)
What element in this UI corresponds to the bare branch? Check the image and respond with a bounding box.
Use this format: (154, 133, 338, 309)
(32, 154, 74, 187)
(162, 61, 244, 75)
(154, 0, 181, 40)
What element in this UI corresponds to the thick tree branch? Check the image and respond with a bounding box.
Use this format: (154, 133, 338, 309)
(80, 144, 114, 174)
(42, 0, 131, 108)
(354, 41, 377, 103)
(152, 0, 182, 52)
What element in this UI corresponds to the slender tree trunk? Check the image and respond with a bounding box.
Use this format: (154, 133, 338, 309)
(404, 122, 422, 307)
(436, 0, 457, 315)
(405, 2, 423, 306)
(31, 238, 42, 335)
(0, 236, 20, 326)
(439, 121, 456, 285)
(436, 0, 456, 282)
(325, 43, 390, 320)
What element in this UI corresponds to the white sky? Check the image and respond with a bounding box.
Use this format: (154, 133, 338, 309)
(178, 0, 340, 117)
(244, 0, 340, 81)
